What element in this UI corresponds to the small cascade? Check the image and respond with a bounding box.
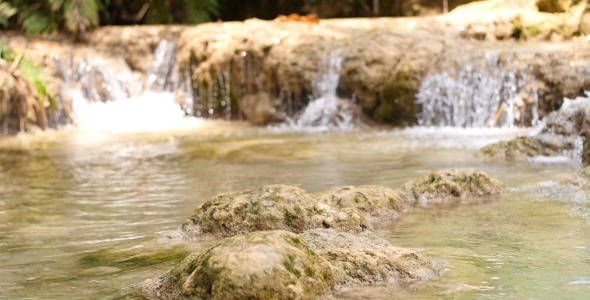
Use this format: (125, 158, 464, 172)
(57, 54, 142, 103)
(190, 68, 233, 119)
(147, 39, 181, 91)
(276, 53, 358, 132)
(416, 62, 539, 128)
(55, 39, 199, 132)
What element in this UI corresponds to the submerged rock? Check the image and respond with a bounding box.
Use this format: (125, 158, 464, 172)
(138, 230, 334, 300)
(398, 168, 504, 207)
(300, 229, 445, 287)
(311, 185, 405, 221)
(181, 185, 370, 240)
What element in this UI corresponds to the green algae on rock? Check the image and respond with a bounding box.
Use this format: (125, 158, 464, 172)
(478, 135, 578, 162)
(311, 185, 406, 221)
(138, 229, 445, 299)
(398, 168, 504, 207)
(181, 185, 371, 240)
(138, 230, 334, 300)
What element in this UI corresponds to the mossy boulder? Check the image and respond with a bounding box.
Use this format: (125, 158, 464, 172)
(478, 135, 578, 162)
(375, 67, 420, 124)
(300, 229, 445, 287)
(181, 185, 371, 240)
(138, 230, 334, 300)
(398, 168, 504, 207)
(311, 185, 405, 221)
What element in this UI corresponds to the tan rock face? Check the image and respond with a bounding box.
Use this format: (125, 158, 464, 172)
(181, 185, 371, 240)
(300, 229, 445, 287)
(571, 166, 590, 188)
(138, 230, 335, 300)
(311, 185, 405, 221)
(398, 168, 505, 207)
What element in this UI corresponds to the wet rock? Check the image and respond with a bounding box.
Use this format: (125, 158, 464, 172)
(181, 185, 371, 240)
(138, 229, 445, 299)
(300, 229, 445, 287)
(240, 92, 279, 124)
(543, 93, 590, 136)
(87, 26, 183, 73)
(311, 185, 405, 221)
(571, 166, 590, 188)
(398, 168, 504, 207)
(138, 230, 334, 300)
(478, 135, 579, 162)
(479, 93, 589, 164)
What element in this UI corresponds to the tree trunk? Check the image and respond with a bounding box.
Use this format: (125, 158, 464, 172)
(443, 0, 449, 14)
(373, 0, 379, 16)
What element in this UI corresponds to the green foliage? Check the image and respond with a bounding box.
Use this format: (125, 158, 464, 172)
(0, 40, 57, 109)
(1, 0, 103, 35)
(0, 1, 17, 26)
(144, 0, 220, 24)
(184, 0, 220, 23)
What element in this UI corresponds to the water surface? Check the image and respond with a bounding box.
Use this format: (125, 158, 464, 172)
(1, 124, 589, 299)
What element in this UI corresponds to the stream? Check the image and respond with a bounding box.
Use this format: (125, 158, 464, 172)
(1, 99, 589, 298)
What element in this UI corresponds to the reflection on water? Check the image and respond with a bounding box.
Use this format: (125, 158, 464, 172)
(1, 125, 589, 299)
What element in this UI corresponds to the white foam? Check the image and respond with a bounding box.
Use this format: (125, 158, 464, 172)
(71, 91, 204, 133)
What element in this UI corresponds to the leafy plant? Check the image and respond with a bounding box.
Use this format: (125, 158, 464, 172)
(0, 1, 17, 26)
(0, 40, 57, 109)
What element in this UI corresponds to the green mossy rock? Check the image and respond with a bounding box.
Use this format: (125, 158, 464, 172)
(478, 135, 578, 162)
(181, 185, 371, 240)
(376, 67, 420, 124)
(311, 185, 405, 221)
(398, 168, 504, 207)
(138, 230, 334, 300)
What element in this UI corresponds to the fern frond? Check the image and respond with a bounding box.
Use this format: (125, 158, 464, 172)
(22, 9, 56, 34)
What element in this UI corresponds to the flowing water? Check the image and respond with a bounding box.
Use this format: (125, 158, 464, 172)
(1, 102, 590, 298)
(2, 40, 590, 299)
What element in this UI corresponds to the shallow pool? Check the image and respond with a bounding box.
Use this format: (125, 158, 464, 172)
(1, 124, 588, 299)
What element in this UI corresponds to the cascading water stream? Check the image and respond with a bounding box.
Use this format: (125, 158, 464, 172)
(415, 59, 540, 128)
(276, 53, 358, 132)
(56, 40, 203, 132)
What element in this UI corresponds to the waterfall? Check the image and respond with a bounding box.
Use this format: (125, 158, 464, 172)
(275, 53, 358, 132)
(56, 39, 201, 132)
(416, 63, 539, 128)
(147, 39, 181, 91)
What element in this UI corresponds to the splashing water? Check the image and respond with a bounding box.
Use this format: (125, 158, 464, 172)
(70, 91, 202, 132)
(276, 54, 358, 132)
(416, 64, 538, 128)
(56, 40, 202, 133)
